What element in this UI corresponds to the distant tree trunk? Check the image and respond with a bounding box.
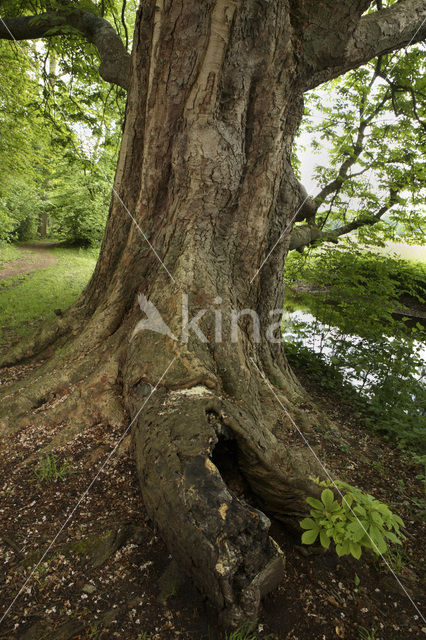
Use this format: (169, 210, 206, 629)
(2, 0, 424, 627)
(38, 211, 48, 237)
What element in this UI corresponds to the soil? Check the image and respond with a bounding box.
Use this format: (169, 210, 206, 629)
(0, 243, 59, 280)
(0, 358, 425, 640)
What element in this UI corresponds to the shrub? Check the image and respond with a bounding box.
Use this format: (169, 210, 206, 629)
(300, 479, 405, 559)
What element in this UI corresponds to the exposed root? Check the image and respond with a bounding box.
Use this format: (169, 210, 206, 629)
(0, 312, 73, 368)
(0, 309, 332, 628)
(0, 330, 126, 442)
(132, 381, 324, 626)
(20, 523, 144, 570)
(0, 284, 129, 369)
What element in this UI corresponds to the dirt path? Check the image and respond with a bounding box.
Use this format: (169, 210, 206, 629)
(0, 243, 59, 280)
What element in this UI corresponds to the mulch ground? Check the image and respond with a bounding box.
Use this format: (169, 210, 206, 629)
(0, 360, 425, 640)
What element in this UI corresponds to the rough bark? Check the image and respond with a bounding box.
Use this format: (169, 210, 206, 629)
(295, 0, 426, 90)
(1, 0, 425, 627)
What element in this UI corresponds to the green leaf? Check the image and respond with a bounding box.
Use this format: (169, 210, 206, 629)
(321, 489, 335, 510)
(346, 520, 366, 542)
(349, 542, 362, 559)
(383, 530, 399, 544)
(392, 515, 405, 528)
(301, 528, 319, 545)
(300, 518, 316, 530)
(373, 502, 391, 516)
(320, 530, 331, 549)
(370, 511, 383, 526)
(342, 494, 354, 509)
(336, 541, 350, 556)
(369, 525, 388, 554)
(306, 497, 324, 510)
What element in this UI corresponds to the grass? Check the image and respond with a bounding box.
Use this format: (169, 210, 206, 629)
(224, 623, 258, 640)
(0, 246, 97, 341)
(0, 242, 21, 267)
(34, 451, 72, 482)
(358, 626, 382, 640)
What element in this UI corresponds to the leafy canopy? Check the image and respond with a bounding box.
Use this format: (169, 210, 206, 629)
(295, 46, 425, 249)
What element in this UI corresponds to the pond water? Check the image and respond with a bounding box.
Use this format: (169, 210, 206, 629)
(282, 309, 426, 395)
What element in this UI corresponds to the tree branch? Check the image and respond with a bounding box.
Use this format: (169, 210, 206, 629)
(0, 11, 130, 90)
(313, 88, 390, 212)
(305, 0, 426, 90)
(289, 189, 399, 251)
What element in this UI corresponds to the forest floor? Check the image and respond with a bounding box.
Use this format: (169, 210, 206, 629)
(0, 245, 425, 640)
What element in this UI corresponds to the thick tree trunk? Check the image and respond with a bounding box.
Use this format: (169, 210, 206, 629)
(85, 1, 326, 624)
(0, 0, 350, 627)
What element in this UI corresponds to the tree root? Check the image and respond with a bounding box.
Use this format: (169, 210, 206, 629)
(0, 331, 126, 441)
(0, 313, 72, 369)
(132, 383, 324, 626)
(1, 317, 330, 627)
(0, 288, 128, 369)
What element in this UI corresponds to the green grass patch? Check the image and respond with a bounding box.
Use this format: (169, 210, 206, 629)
(34, 451, 72, 482)
(224, 623, 258, 640)
(0, 243, 22, 267)
(0, 246, 97, 340)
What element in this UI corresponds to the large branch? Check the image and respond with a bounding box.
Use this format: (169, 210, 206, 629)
(289, 189, 399, 251)
(0, 11, 130, 90)
(305, 0, 426, 90)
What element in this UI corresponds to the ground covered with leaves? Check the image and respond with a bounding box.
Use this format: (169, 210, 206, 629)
(0, 354, 425, 640)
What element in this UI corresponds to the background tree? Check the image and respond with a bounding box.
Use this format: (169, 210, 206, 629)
(0, 0, 425, 626)
(291, 46, 425, 251)
(0, 41, 53, 241)
(0, 18, 125, 244)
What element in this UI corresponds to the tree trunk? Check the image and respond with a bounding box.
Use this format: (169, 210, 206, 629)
(0, 0, 328, 626)
(38, 211, 48, 237)
(104, 3, 325, 624)
(5, 0, 417, 627)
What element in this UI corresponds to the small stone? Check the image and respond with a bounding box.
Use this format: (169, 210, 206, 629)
(82, 583, 96, 594)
